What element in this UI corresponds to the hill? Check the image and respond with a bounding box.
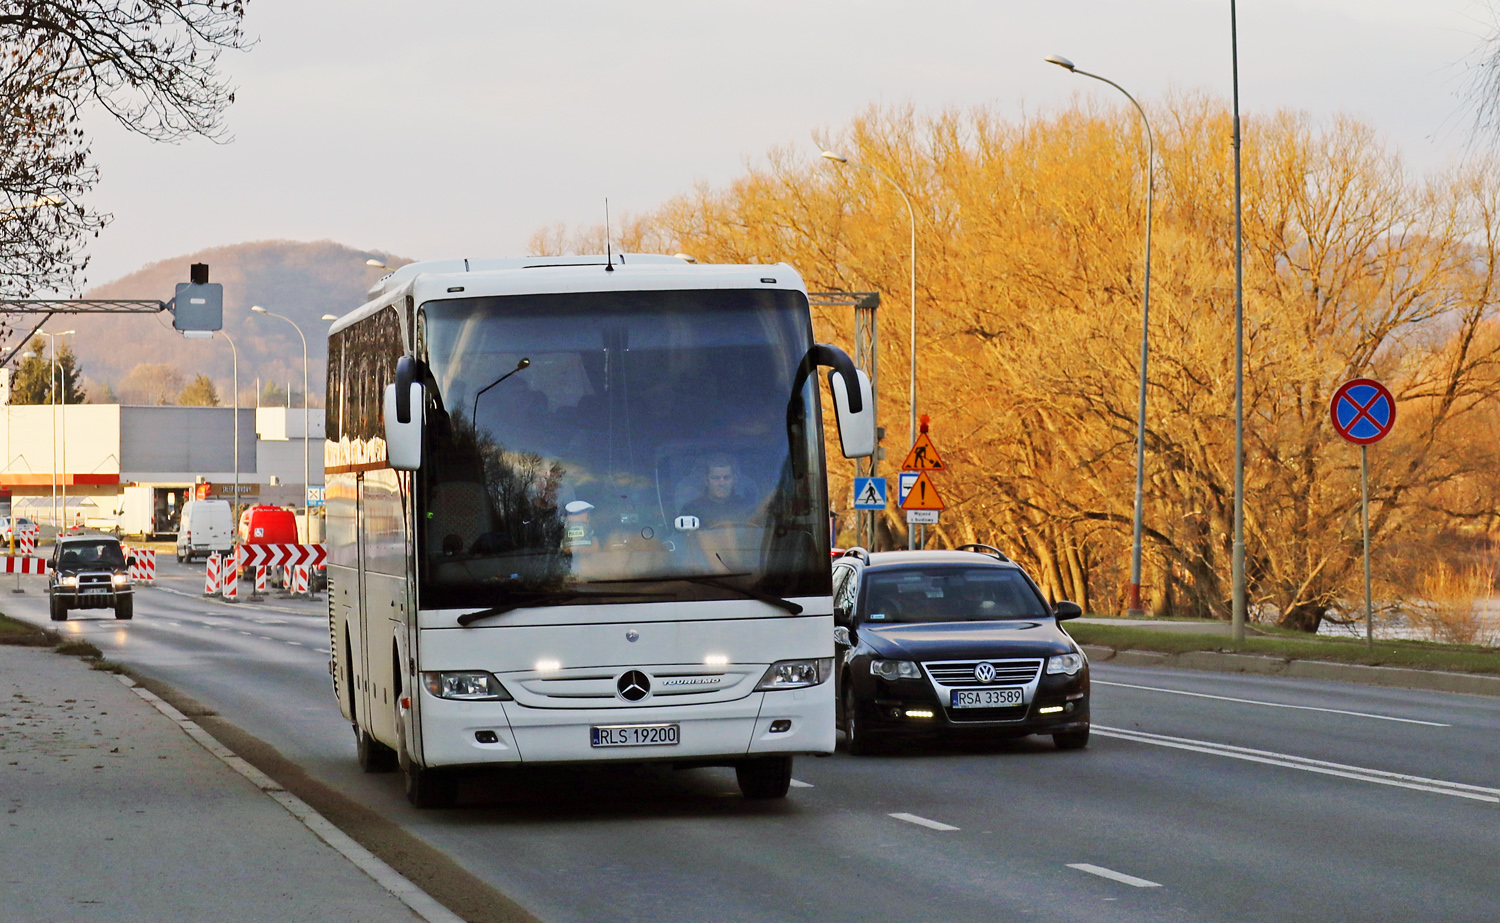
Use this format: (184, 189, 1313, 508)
(40, 240, 410, 404)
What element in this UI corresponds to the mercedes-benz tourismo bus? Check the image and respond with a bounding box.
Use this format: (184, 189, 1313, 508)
(325, 254, 873, 806)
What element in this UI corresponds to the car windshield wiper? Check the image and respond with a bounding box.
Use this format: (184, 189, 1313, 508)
(457, 589, 662, 626)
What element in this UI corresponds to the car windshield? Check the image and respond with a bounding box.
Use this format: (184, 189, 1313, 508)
(860, 567, 1048, 623)
(416, 288, 830, 610)
(57, 541, 126, 569)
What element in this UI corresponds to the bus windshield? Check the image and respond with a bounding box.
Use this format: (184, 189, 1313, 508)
(417, 288, 830, 611)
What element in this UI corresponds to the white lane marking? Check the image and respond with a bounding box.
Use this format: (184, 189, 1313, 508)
(1068, 863, 1161, 888)
(1093, 680, 1450, 727)
(789, 779, 814, 788)
(286, 641, 304, 646)
(889, 812, 959, 831)
(1095, 726, 1500, 803)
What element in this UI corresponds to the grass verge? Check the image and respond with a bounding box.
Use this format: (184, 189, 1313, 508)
(1068, 622, 1500, 675)
(0, 612, 53, 646)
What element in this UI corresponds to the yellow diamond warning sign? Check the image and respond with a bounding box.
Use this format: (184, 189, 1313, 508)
(899, 470, 946, 511)
(899, 433, 945, 471)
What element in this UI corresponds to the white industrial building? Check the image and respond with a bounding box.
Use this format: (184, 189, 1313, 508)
(0, 403, 324, 532)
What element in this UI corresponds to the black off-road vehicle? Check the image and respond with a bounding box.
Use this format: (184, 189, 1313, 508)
(48, 534, 135, 621)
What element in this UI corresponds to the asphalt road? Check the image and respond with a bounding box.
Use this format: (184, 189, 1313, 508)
(10, 559, 1500, 923)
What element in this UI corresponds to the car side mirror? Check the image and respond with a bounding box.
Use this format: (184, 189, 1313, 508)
(1053, 600, 1083, 621)
(127, 556, 137, 568)
(832, 626, 851, 646)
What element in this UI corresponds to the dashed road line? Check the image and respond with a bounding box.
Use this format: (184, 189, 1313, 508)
(1095, 726, 1500, 802)
(1093, 680, 1450, 727)
(889, 812, 959, 831)
(1068, 863, 1161, 888)
(789, 779, 813, 788)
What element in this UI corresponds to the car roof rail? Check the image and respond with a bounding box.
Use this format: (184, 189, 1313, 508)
(955, 542, 1010, 562)
(839, 546, 872, 564)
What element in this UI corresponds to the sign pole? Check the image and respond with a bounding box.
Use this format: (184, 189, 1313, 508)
(1361, 444, 1372, 649)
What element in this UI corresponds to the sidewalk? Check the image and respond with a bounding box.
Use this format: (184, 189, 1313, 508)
(0, 644, 444, 923)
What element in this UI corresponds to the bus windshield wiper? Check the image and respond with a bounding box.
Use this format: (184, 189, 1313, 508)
(670, 574, 803, 615)
(457, 589, 661, 626)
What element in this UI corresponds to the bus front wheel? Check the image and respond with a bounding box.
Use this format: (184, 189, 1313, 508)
(404, 761, 457, 809)
(736, 755, 793, 799)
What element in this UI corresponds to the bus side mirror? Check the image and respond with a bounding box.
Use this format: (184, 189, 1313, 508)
(383, 379, 425, 471)
(829, 368, 875, 458)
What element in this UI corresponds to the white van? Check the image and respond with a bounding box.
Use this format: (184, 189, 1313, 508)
(176, 500, 234, 562)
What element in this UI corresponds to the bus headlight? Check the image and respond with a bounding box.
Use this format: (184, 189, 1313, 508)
(421, 671, 513, 701)
(1046, 653, 1084, 675)
(870, 659, 922, 680)
(755, 658, 833, 690)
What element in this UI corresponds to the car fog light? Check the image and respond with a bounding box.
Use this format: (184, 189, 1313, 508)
(474, 730, 499, 743)
(1037, 705, 1064, 715)
(904, 709, 934, 719)
(769, 719, 792, 733)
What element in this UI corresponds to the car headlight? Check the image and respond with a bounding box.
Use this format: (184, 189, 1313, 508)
(755, 658, 833, 690)
(870, 659, 922, 680)
(421, 671, 512, 701)
(60, 575, 78, 586)
(1047, 652, 1085, 675)
(113, 573, 131, 587)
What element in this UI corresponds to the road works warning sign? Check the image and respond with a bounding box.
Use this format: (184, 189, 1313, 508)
(899, 432, 945, 471)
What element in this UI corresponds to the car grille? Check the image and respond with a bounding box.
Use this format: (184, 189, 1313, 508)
(948, 705, 1030, 723)
(924, 658, 1043, 687)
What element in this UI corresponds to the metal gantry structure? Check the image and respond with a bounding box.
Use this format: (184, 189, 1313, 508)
(809, 291, 880, 549)
(0, 299, 170, 368)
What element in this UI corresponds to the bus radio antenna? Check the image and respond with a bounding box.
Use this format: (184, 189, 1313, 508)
(604, 198, 615, 271)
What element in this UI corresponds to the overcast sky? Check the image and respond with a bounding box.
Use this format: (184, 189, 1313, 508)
(76, 0, 1494, 288)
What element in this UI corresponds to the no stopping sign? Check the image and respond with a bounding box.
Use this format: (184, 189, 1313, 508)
(1330, 379, 1396, 445)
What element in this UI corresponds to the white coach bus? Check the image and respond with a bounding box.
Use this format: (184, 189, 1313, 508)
(326, 254, 874, 807)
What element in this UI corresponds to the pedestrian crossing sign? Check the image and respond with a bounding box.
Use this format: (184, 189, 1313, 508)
(853, 477, 888, 510)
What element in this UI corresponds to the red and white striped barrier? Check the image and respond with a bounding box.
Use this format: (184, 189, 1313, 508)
(221, 547, 240, 601)
(0, 556, 46, 574)
(237, 543, 327, 569)
(16, 526, 37, 557)
(254, 565, 267, 594)
(127, 547, 156, 584)
(292, 564, 310, 596)
(204, 553, 221, 595)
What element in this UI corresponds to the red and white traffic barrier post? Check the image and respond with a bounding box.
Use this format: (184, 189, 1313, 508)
(222, 547, 239, 602)
(204, 553, 221, 596)
(254, 565, 267, 597)
(129, 548, 156, 585)
(292, 564, 310, 597)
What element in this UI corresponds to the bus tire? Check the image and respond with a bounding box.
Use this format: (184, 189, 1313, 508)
(736, 755, 793, 799)
(356, 728, 397, 773)
(404, 761, 457, 809)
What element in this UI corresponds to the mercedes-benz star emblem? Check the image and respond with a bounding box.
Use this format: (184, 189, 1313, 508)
(625, 629, 640, 643)
(974, 662, 996, 684)
(617, 670, 651, 702)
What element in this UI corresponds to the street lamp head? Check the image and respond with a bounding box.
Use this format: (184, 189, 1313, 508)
(251, 305, 267, 314)
(1045, 54, 1077, 72)
(21, 351, 35, 359)
(820, 150, 848, 164)
(321, 314, 338, 322)
(365, 259, 388, 270)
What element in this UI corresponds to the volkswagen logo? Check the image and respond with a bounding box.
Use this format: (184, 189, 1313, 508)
(617, 670, 651, 702)
(973, 662, 996, 684)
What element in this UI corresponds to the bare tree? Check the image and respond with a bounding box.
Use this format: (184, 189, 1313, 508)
(0, 1, 250, 298)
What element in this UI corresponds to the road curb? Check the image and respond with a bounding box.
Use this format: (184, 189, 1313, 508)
(1081, 645, 1500, 697)
(115, 674, 465, 923)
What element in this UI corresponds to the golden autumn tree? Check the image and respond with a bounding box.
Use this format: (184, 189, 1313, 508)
(535, 99, 1500, 630)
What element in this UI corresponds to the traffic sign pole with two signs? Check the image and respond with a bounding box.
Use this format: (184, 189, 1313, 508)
(1330, 378, 1396, 648)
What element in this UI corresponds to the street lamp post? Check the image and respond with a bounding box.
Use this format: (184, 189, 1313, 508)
(1230, 0, 1248, 642)
(251, 306, 311, 513)
(37, 329, 76, 530)
(821, 149, 921, 549)
(1046, 55, 1156, 618)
